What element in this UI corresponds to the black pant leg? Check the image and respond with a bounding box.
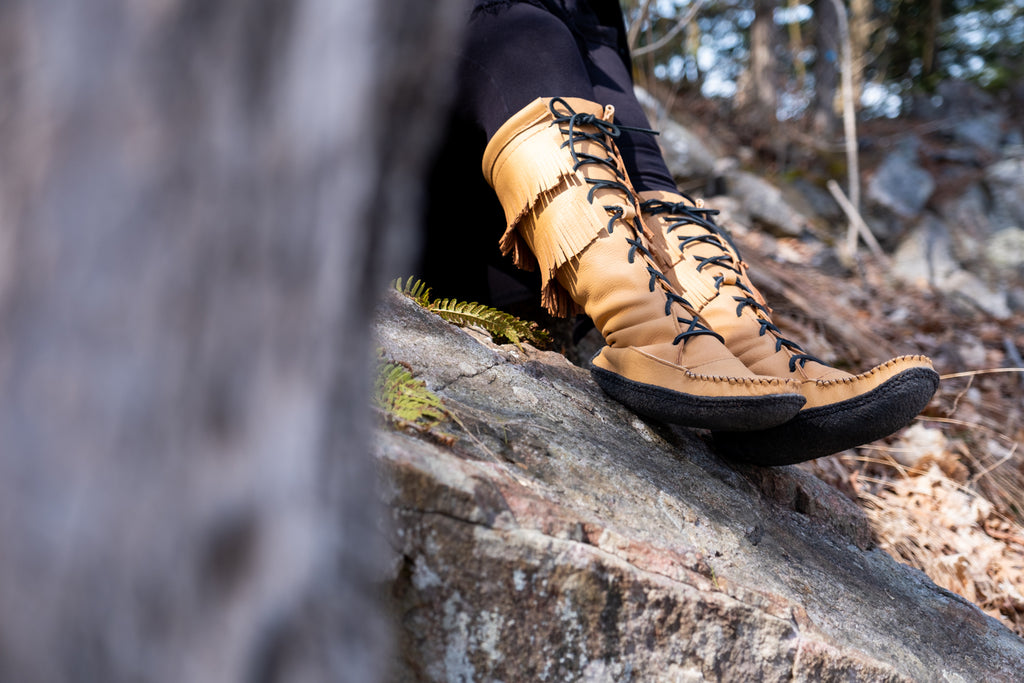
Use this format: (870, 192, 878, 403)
(454, 1, 597, 141)
(419, 0, 677, 308)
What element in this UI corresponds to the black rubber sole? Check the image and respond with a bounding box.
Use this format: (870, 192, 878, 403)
(591, 366, 806, 432)
(711, 366, 941, 466)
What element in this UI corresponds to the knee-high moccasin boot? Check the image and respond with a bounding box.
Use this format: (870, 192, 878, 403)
(640, 190, 939, 464)
(482, 98, 805, 431)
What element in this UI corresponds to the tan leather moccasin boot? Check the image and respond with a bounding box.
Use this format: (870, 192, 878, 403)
(482, 98, 805, 431)
(640, 190, 939, 463)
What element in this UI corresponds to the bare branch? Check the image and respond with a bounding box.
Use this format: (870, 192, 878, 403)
(632, 0, 706, 58)
(627, 0, 654, 53)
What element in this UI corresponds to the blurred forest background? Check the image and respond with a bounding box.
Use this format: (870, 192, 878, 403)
(610, 0, 1024, 635)
(625, 0, 1024, 154)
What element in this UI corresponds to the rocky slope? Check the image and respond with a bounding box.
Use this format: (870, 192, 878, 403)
(647, 80, 1024, 321)
(647, 79, 1024, 637)
(373, 291, 1024, 681)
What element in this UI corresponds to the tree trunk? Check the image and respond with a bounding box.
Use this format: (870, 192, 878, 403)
(737, 0, 779, 122)
(812, 0, 841, 139)
(0, 1, 464, 681)
(849, 0, 872, 104)
(923, 0, 942, 76)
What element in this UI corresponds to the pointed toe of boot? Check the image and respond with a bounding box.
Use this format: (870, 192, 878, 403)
(712, 358, 940, 466)
(591, 347, 806, 431)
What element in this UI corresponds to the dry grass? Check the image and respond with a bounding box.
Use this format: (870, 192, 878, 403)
(843, 433, 1024, 635)
(727, 226, 1024, 637)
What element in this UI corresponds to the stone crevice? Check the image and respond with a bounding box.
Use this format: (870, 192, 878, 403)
(432, 359, 505, 393)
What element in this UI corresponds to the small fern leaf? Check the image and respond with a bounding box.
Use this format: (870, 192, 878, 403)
(504, 316, 550, 348)
(429, 299, 490, 327)
(393, 277, 432, 306)
(373, 361, 447, 427)
(430, 298, 510, 339)
(391, 276, 549, 348)
(430, 298, 549, 348)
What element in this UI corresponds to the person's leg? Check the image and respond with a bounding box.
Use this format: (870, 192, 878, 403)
(420, 1, 590, 306)
(448, 3, 807, 429)
(584, 38, 678, 193)
(455, 0, 677, 195)
(455, 2, 596, 142)
(482, 96, 806, 430)
(440, 1, 937, 461)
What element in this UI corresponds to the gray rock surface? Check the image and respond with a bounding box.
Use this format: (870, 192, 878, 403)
(934, 182, 994, 266)
(636, 86, 718, 181)
(867, 140, 935, 220)
(953, 112, 1006, 153)
(659, 120, 720, 180)
(724, 169, 810, 237)
(374, 292, 1024, 682)
(892, 215, 1013, 318)
(986, 157, 1024, 234)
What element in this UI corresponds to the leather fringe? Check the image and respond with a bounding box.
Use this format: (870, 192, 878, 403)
(485, 97, 617, 318)
(493, 137, 606, 317)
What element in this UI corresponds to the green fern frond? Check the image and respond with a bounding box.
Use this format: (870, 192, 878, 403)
(393, 276, 550, 349)
(429, 298, 548, 348)
(373, 360, 447, 427)
(393, 277, 432, 306)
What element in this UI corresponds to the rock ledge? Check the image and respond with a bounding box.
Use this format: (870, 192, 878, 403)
(374, 291, 1024, 681)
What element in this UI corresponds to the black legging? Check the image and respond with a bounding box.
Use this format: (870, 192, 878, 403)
(419, 0, 676, 307)
(454, 0, 676, 193)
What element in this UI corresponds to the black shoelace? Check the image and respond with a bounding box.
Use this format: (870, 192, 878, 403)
(547, 97, 722, 347)
(642, 196, 825, 371)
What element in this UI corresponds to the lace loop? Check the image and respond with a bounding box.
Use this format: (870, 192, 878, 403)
(730, 297, 827, 370)
(674, 317, 725, 346)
